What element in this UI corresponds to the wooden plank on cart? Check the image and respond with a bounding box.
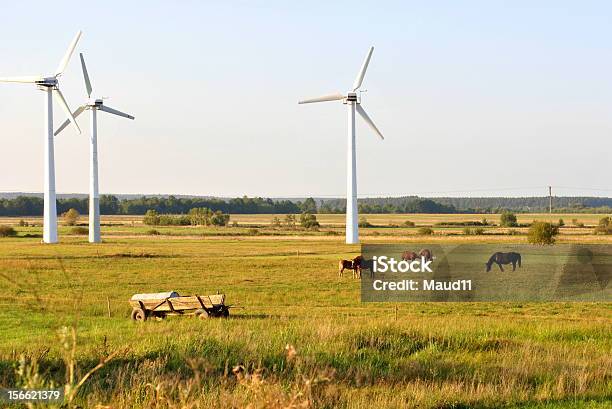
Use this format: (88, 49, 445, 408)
(169, 296, 202, 310)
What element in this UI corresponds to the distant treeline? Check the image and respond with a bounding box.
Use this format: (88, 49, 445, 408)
(429, 196, 612, 213)
(0, 196, 301, 216)
(318, 197, 612, 214)
(1, 195, 611, 216)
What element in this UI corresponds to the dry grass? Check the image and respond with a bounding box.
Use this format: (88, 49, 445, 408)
(0, 216, 610, 408)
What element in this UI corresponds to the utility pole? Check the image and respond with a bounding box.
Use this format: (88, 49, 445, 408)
(549, 186, 552, 221)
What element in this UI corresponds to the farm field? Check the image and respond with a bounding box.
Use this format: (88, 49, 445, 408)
(0, 214, 610, 408)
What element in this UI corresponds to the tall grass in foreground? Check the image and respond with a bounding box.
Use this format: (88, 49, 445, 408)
(2, 317, 611, 408)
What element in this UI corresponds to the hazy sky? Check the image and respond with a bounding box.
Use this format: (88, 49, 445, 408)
(1, 1, 611, 198)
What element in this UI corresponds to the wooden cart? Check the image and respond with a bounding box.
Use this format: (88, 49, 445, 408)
(129, 291, 229, 321)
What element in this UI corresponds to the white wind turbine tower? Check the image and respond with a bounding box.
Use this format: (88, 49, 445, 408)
(55, 53, 134, 243)
(0, 31, 83, 244)
(299, 46, 384, 244)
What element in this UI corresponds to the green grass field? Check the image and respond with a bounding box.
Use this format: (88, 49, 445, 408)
(0, 214, 610, 408)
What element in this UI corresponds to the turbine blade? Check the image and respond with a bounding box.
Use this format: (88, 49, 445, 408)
(53, 89, 82, 134)
(79, 53, 93, 97)
(298, 93, 345, 104)
(356, 104, 384, 140)
(55, 31, 82, 76)
(352, 46, 374, 91)
(99, 105, 135, 120)
(54, 105, 87, 136)
(0, 75, 43, 83)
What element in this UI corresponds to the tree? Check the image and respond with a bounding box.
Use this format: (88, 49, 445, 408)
(417, 227, 434, 235)
(593, 216, 612, 235)
(63, 208, 80, 226)
(500, 211, 518, 227)
(188, 207, 212, 226)
(284, 214, 296, 229)
(528, 221, 558, 245)
(358, 217, 372, 228)
(299, 213, 319, 229)
(100, 195, 120, 214)
(210, 211, 230, 226)
(0, 225, 17, 237)
(143, 209, 160, 226)
(300, 197, 318, 214)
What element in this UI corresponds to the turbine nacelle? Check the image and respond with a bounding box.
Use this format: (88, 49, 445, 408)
(298, 46, 384, 140)
(0, 31, 83, 135)
(87, 98, 104, 107)
(36, 78, 59, 88)
(54, 52, 134, 136)
(344, 92, 358, 103)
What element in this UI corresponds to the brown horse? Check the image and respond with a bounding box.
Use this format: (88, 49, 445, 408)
(419, 249, 433, 262)
(339, 256, 364, 278)
(486, 252, 521, 272)
(402, 251, 418, 261)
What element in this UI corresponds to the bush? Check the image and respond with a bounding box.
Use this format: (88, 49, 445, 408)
(146, 229, 160, 235)
(462, 227, 473, 235)
(188, 207, 230, 226)
(247, 228, 259, 236)
(417, 227, 434, 235)
(158, 214, 190, 226)
(500, 211, 518, 227)
(474, 227, 485, 235)
(63, 208, 80, 226)
(403, 220, 415, 227)
(557, 218, 565, 227)
(435, 221, 486, 227)
(210, 211, 230, 226)
(271, 217, 281, 227)
(593, 225, 612, 235)
(0, 225, 17, 237)
(143, 210, 160, 226)
(18, 219, 29, 227)
(299, 213, 320, 229)
(358, 217, 372, 228)
(572, 218, 584, 228)
(481, 218, 489, 226)
(284, 214, 296, 229)
(70, 226, 88, 235)
(528, 221, 559, 245)
(593, 216, 612, 235)
(507, 229, 520, 236)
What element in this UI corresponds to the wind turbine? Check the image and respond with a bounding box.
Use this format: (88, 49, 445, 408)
(298, 46, 384, 244)
(55, 53, 134, 243)
(0, 31, 83, 244)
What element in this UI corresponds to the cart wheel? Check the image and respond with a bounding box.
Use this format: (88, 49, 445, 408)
(131, 308, 147, 322)
(194, 309, 209, 320)
(221, 307, 229, 318)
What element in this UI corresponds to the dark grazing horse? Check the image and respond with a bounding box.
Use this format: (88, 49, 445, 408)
(339, 256, 366, 278)
(486, 252, 521, 272)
